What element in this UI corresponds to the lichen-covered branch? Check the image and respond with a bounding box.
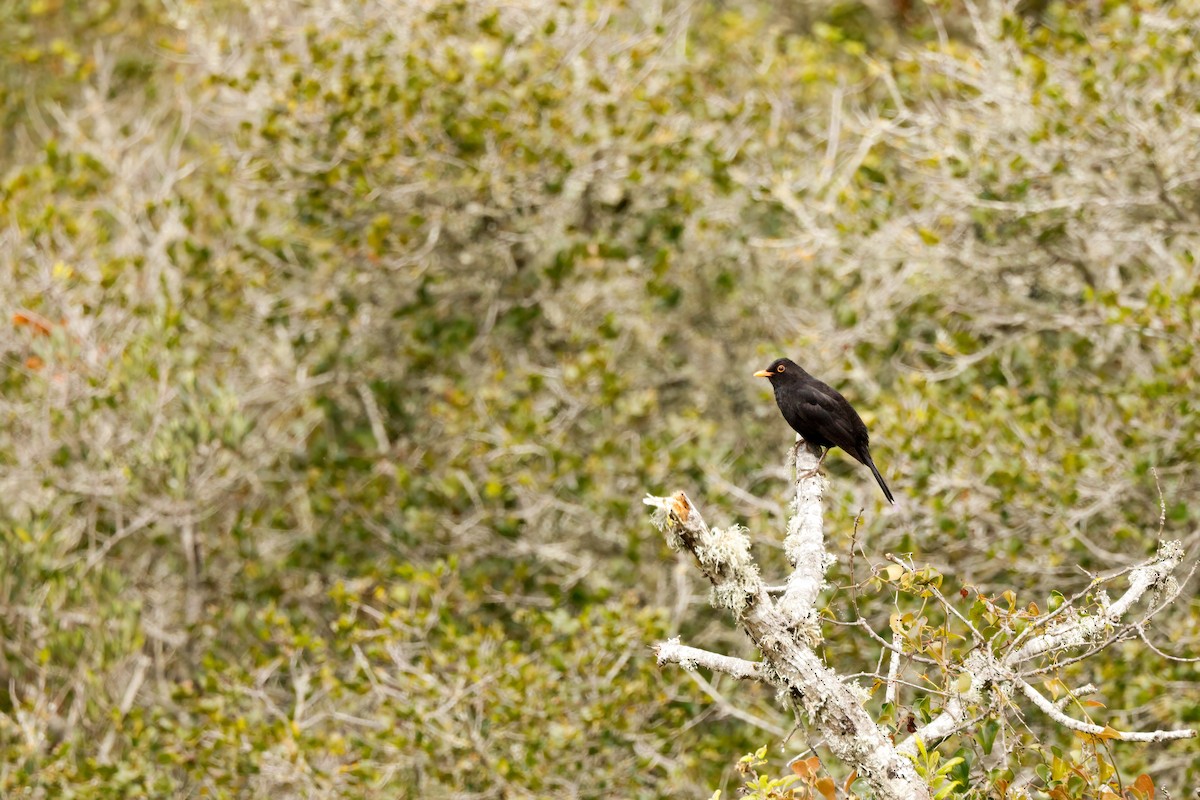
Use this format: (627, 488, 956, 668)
(900, 539, 1196, 755)
(1007, 540, 1186, 666)
(645, 487, 929, 800)
(1017, 678, 1195, 743)
(647, 438, 1195, 795)
(777, 441, 833, 636)
(654, 639, 765, 682)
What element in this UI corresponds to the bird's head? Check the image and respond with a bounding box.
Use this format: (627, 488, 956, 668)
(753, 358, 801, 383)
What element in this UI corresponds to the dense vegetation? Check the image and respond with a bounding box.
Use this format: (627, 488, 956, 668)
(0, 0, 1196, 796)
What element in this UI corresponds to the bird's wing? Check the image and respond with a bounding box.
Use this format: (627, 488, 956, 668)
(794, 383, 869, 453)
(827, 388, 871, 445)
(781, 385, 847, 441)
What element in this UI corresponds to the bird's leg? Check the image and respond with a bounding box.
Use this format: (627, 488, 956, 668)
(796, 446, 828, 480)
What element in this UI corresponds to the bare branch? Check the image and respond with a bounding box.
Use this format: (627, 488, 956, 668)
(1017, 679, 1195, 743)
(654, 639, 766, 682)
(902, 541, 1197, 753)
(1007, 540, 1186, 666)
(1136, 624, 1200, 663)
(825, 616, 940, 666)
(884, 625, 902, 707)
(1055, 683, 1098, 710)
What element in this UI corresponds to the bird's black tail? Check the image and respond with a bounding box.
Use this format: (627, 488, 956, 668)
(865, 456, 894, 505)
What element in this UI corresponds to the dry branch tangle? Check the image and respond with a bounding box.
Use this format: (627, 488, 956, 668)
(648, 444, 1195, 797)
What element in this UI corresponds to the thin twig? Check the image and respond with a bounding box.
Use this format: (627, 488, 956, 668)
(1135, 624, 1200, 663)
(1017, 678, 1195, 742)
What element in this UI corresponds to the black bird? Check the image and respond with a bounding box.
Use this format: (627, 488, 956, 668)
(754, 357, 894, 504)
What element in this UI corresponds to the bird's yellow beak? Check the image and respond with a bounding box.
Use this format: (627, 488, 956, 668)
(753, 369, 772, 378)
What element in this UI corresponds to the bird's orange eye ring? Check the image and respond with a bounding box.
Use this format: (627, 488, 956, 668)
(777, 364, 785, 372)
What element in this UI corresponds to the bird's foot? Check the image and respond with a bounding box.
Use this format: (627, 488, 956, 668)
(795, 448, 828, 480)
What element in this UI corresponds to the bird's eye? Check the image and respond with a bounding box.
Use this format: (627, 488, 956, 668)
(777, 364, 786, 372)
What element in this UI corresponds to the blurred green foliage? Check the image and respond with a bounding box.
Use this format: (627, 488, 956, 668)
(0, 0, 1196, 796)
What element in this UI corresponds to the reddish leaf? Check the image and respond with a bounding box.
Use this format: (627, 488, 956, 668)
(843, 770, 858, 793)
(791, 755, 820, 778)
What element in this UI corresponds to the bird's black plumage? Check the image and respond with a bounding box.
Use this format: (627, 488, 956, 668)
(754, 357, 894, 504)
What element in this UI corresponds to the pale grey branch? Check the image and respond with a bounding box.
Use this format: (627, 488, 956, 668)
(654, 639, 765, 682)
